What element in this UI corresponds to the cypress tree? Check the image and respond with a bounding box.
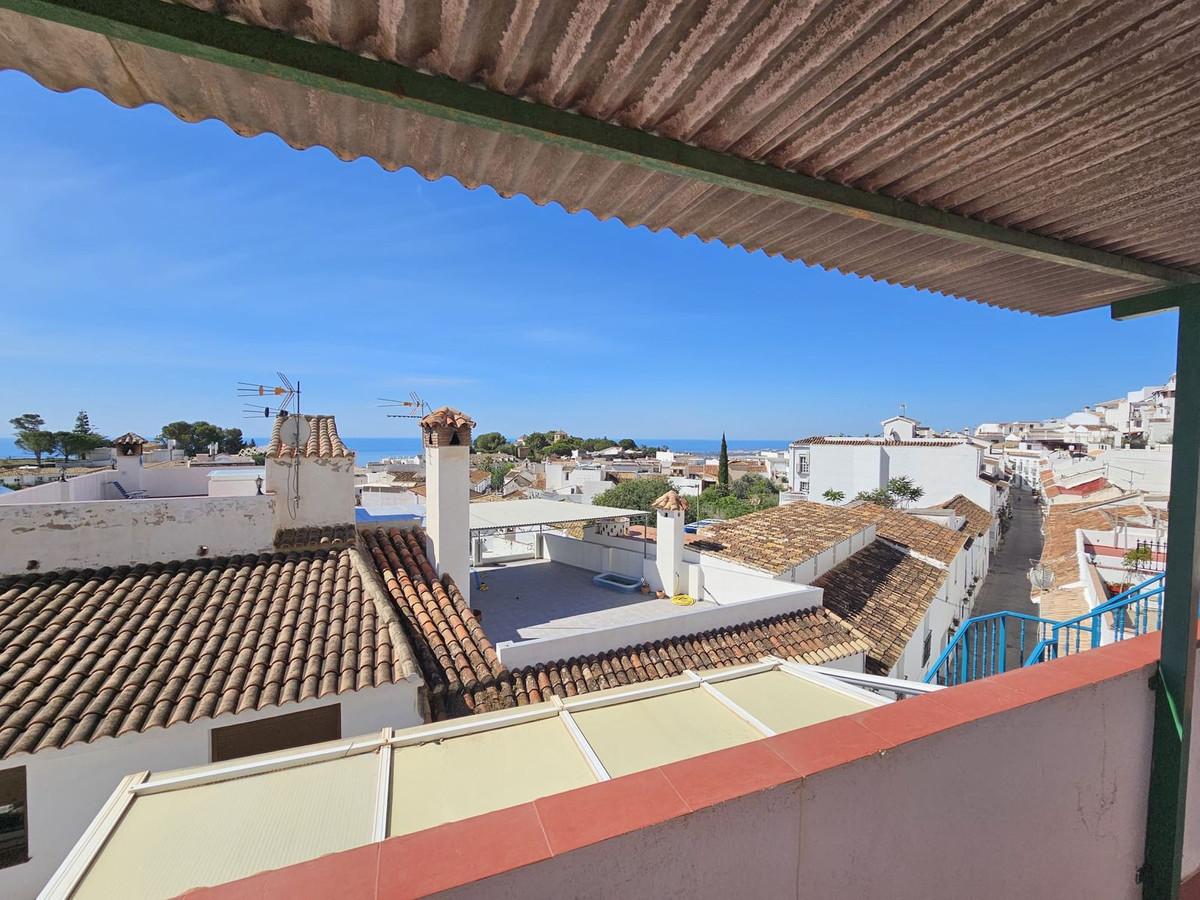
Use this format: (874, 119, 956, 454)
(718, 432, 730, 487)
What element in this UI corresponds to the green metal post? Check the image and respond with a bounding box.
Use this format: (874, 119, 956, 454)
(1142, 298, 1200, 899)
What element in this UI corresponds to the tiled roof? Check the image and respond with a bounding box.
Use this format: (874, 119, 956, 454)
(273, 524, 356, 553)
(856, 504, 967, 566)
(469, 469, 492, 484)
(360, 527, 513, 720)
(0, 547, 416, 760)
(696, 501, 878, 575)
(939, 495, 995, 538)
(267, 414, 351, 459)
(1040, 504, 1145, 586)
(419, 407, 475, 431)
(795, 437, 971, 448)
(113, 432, 146, 445)
(816, 541, 947, 676)
(508, 607, 871, 704)
(651, 490, 688, 512)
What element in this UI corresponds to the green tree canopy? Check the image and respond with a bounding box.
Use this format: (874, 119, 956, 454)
(489, 461, 514, 491)
(474, 431, 506, 453)
(855, 488, 897, 508)
(160, 421, 244, 457)
(731, 473, 778, 501)
(618, 438, 637, 451)
(9, 413, 44, 433)
(718, 433, 730, 487)
(53, 430, 107, 463)
(9, 413, 53, 466)
(73, 410, 93, 435)
(593, 477, 674, 518)
(886, 476, 925, 507)
(16, 429, 56, 466)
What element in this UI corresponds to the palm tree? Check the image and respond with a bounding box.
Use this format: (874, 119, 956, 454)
(822, 488, 846, 504)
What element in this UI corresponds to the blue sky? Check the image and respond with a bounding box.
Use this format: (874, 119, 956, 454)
(0, 70, 1180, 443)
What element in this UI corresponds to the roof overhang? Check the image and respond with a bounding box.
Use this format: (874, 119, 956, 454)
(2, 1, 1199, 316)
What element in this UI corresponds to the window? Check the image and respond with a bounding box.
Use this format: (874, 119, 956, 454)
(921, 631, 933, 667)
(0, 766, 27, 869)
(210, 704, 341, 763)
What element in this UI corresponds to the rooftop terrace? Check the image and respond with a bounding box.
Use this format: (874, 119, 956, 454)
(472, 560, 720, 646)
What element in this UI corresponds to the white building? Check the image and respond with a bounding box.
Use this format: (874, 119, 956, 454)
(785, 415, 998, 513)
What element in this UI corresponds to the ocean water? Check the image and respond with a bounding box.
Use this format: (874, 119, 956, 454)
(1, 435, 789, 465)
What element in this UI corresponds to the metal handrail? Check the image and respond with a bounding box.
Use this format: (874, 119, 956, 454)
(924, 573, 1167, 685)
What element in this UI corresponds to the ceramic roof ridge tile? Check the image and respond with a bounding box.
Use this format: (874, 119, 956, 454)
(0, 545, 411, 760)
(651, 489, 689, 512)
(267, 414, 352, 459)
(419, 407, 477, 430)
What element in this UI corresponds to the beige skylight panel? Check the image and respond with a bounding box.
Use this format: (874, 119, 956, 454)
(713, 670, 876, 734)
(72, 752, 378, 900)
(389, 717, 597, 837)
(571, 688, 761, 778)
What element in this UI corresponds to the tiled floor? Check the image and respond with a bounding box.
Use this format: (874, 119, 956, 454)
(471, 559, 716, 644)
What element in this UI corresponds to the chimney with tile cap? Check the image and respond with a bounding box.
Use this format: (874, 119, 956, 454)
(652, 489, 687, 595)
(420, 406, 474, 597)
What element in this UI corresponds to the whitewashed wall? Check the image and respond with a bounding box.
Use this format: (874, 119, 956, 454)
(0, 496, 275, 574)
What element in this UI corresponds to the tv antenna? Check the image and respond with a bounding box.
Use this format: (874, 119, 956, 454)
(237, 373, 302, 518)
(378, 392, 430, 420)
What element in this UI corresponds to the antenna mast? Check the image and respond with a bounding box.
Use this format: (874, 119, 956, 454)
(238, 372, 302, 517)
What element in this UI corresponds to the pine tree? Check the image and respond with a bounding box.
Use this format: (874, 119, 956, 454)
(73, 410, 92, 434)
(718, 432, 730, 487)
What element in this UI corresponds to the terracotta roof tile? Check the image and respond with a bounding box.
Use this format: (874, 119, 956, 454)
(696, 501, 878, 575)
(939, 495, 995, 538)
(419, 407, 476, 431)
(1039, 503, 1145, 586)
(651, 490, 688, 512)
(508, 608, 870, 705)
(0, 546, 415, 760)
(853, 503, 967, 566)
(816, 541, 946, 676)
(273, 524, 356, 552)
(360, 527, 512, 720)
(267, 414, 351, 459)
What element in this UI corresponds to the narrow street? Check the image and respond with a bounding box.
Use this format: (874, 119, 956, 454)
(971, 485, 1044, 667)
(973, 486, 1043, 618)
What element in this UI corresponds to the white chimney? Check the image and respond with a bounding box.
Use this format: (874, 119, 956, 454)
(420, 407, 474, 597)
(652, 489, 687, 596)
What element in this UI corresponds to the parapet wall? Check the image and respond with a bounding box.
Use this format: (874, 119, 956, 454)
(0, 495, 275, 574)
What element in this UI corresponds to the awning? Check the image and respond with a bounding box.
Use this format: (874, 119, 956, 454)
(1, 1, 1197, 317)
(469, 497, 642, 534)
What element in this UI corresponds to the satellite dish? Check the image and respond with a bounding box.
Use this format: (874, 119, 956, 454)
(277, 414, 310, 450)
(1028, 564, 1055, 591)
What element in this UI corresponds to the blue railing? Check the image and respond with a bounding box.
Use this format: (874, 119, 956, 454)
(924, 572, 1166, 686)
(1023, 573, 1165, 666)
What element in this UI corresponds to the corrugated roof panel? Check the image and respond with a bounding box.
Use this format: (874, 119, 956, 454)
(1, 1, 1197, 314)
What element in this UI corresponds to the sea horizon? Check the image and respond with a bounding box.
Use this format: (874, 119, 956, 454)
(1, 435, 791, 466)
